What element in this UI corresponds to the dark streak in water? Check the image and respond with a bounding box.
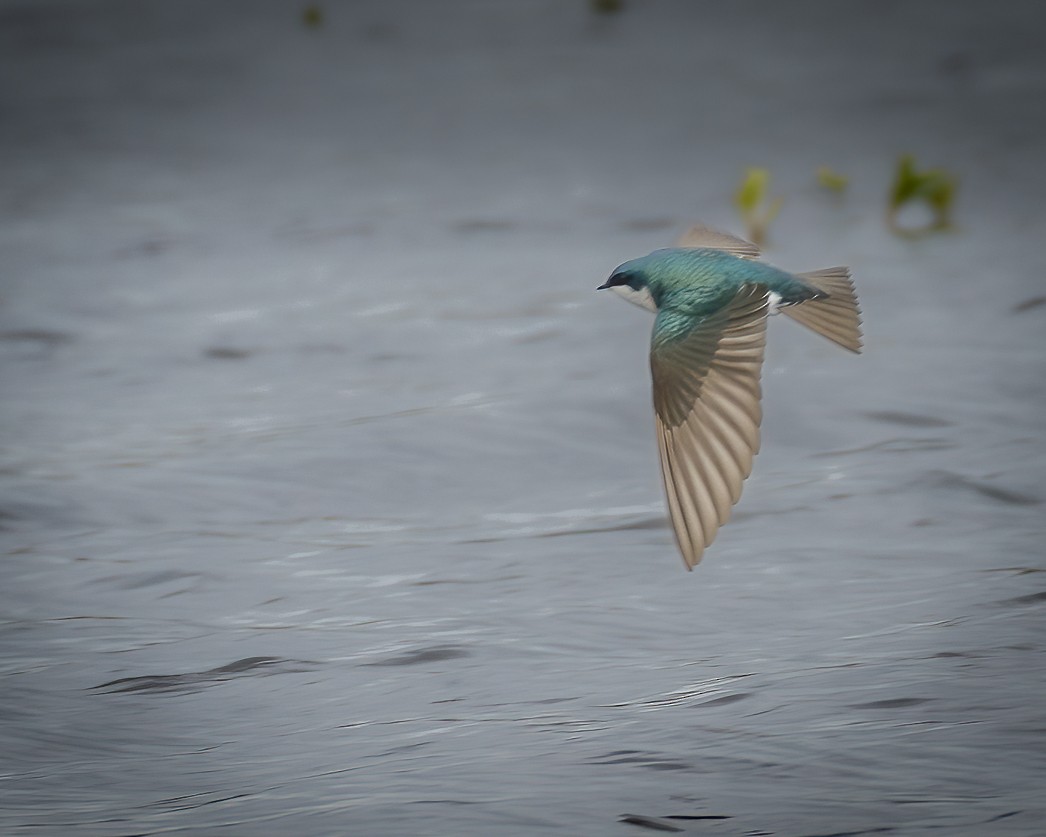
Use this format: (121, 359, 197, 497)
(849, 698, 934, 709)
(203, 346, 254, 360)
(862, 410, 953, 428)
(0, 328, 75, 360)
(536, 516, 668, 539)
(0, 328, 74, 346)
(1012, 295, 1046, 313)
(91, 656, 319, 694)
(113, 237, 178, 259)
(922, 471, 1040, 506)
(695, 693, 749, 708)
(274, 222, 374, 243)
(592, 749, 640, 760)
(90, 569, 215, 591)
(983, 566, 1044, 575)
(644, 762, 691, 772)
(593, 750, 690, 770)
(620, 813, 686, 832)
(460, 515, 668, 544)
(361, 645, 471, 666)
(995, 591, 1046, 607)
(413, 575, 524, 586)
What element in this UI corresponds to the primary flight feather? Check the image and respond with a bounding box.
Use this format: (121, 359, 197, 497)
(598, 225, 862, 570)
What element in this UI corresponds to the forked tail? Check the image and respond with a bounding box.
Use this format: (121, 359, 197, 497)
(781, 267, 862, 353)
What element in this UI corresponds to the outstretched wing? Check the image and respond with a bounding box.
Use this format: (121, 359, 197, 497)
(650, 285, 769, 569)
(677, 224, 760, 259)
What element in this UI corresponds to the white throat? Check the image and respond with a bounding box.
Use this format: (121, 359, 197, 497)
(610, 284, 658, 312)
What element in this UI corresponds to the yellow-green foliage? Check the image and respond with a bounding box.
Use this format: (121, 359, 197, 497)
(734, 167, 782, 247)
(816, 165, 849, 194)
(302, 4, 323, 28)
(888, 154, 958, 234)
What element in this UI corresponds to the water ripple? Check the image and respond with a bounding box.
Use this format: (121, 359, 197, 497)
(90, 657, 319, 695)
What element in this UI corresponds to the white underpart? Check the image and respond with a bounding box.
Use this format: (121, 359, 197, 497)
(613, 286, 786, 316)
(611, 284, 658, 312)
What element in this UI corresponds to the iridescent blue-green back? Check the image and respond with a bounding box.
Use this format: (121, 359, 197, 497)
(618, 247, 812, 317)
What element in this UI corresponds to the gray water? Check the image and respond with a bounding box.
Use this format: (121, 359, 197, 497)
(2, 2, 1045, 835)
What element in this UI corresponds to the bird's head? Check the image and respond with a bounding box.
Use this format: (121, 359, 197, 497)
(597, 259, 657, 312)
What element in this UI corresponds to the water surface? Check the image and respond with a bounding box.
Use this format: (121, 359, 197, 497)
(2, 2, 1045, 835)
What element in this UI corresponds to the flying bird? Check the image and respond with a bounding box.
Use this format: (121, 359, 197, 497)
(598, 225, 862, 570)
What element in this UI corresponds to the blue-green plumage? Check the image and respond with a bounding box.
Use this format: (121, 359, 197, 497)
(608, 247, 825, 350)
(598, 228, 862, 570)
(613, 247, 820, 315)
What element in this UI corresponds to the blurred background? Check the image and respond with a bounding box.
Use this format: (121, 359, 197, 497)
(1, 1, 1044, 835)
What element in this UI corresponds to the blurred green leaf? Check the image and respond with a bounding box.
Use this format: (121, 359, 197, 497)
(734, 167, 782, 247)
(302, 4, 323, 29)
(888, 154, 958, 235)
(816, 165, 849, 194)
(590, 0, 624, 13)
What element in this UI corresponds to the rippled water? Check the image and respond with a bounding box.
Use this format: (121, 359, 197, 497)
(2, 2, 1045, 835)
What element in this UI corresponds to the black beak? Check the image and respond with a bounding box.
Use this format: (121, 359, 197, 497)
(598, 272, 627, 291)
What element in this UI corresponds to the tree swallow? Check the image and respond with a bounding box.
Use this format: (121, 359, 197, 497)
(598, 224, 862, 570)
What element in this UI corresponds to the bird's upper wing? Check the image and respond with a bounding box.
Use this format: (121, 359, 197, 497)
(677, 224, 760, 259)
(650, 285, 769, 569)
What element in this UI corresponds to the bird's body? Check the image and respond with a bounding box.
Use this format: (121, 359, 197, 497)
(612, 247, 815, 318)
(598, 225, 862, 570)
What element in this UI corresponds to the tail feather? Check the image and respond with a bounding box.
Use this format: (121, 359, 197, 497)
(781, 267, 862, 353)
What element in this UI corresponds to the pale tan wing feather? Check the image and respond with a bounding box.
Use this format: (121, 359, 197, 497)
(651, 286, 769, 569)
(677, 224, 760, 259)
(782, 267, 863, 353)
